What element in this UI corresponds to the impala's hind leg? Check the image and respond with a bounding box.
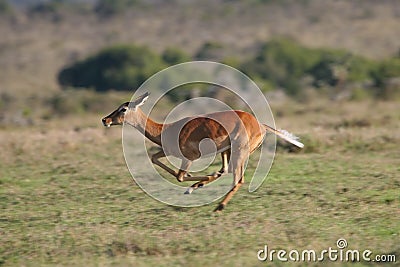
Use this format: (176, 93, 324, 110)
(217, 149, 230, 175)
(214, 139, 247, 212)
(214, 166, 244, 212)
(185, 151, 230, 194)
(184, 172, 221, 194)
(176, 159, 215, 183)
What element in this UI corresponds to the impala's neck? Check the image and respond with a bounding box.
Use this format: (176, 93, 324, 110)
(125, 108, 164, 146)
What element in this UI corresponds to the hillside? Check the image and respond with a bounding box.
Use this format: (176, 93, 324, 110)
(0, 0, 399, 95)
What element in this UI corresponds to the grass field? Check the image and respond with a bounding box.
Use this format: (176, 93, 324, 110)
(1, 99, 399, 266)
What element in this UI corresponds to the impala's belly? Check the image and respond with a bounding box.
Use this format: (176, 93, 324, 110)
(181, 136, 230, 160)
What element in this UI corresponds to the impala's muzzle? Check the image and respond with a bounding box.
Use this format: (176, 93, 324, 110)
(102, 117, 112, 127)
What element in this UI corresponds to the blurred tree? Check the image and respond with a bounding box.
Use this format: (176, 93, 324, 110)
(57, 39, 399, 100)
(94, 0, 139, 17)
(58, 45, 166, 92)
(29, 0, 63, 14)
(0, 0, 12, 14)
(371, 58, 400, 87)
(308, 50, 378, 88)
(241, 38, 320, 95)
(371, 58, 400, 99)
(195, 42, 224, 61)
(241, 38, 380, 96)
(162, 47, 191, 65)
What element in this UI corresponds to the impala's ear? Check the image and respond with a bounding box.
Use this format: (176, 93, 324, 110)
(130, 92, 150, 110)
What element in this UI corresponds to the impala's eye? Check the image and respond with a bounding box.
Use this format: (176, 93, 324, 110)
(120, 108, 127, 113)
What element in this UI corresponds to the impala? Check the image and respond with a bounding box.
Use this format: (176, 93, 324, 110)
(102, 92, 304, 211)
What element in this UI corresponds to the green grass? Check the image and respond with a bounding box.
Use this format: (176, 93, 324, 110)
(1, 101, 399, 266)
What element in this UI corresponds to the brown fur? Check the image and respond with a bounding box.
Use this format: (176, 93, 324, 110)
(102, 94, 275, 212)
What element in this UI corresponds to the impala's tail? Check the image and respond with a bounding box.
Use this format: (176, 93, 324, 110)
(263, 124, 304, 148)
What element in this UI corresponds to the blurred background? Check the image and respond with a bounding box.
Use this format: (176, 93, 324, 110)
(1, 1, 399, 266)
(0, 0, 399, 125)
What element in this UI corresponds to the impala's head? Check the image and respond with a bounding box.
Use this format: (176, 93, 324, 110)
(102, 92, 149, 127)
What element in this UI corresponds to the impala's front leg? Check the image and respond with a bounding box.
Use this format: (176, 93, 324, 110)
(217, 150, 230, 175)
(176, 159, 192, 182)
(151, 151, 199, 181)
(214, 177, 244, 212)
(151, 150, 179, 177)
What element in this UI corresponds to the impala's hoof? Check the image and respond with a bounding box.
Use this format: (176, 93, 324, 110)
(185, 173, 192, 177)
(210, 171, 220, 177)
(211, 171, 226, 178)
(214, 203, 225, 212)
(184, 187, 194, 194)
